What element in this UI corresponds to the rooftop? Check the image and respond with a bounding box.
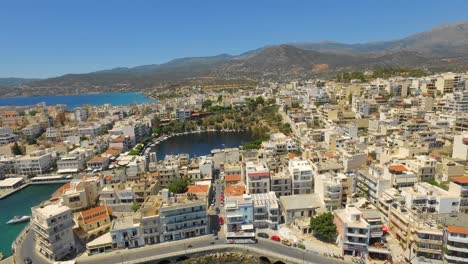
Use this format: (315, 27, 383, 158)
(280, 194, 323, 210)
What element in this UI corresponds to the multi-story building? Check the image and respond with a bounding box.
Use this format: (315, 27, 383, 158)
(384, 164, 418, 189)
(159, 189, 208, 242)
(62, 176, 102, 212)
(15, 150, 53, 176)
(137, 195, 162, 245)
(99, 183, 135, 212)
(86, 156, 110, 171)
(452, 132, 468, 161)
(31, 201, 75, 261)
(315, 173, 343, 210)
(224, 194, 255, 243)
(279, 194, 324, 225)
(76, 205, 112, 241)
(406, 155, 437, 182)
(357, 166, 392, 204)
(400, 182, 460, 214)
(245, 161, 270, 194)
(110, 216, 144, 249)
(270, 169, 292, 197)
(443, 214, 468, 263)
(449, 176, 468, 214)
(334, 206, 387, 258)
(251, 192, 280, 229)
(156, 164, 179, 188)
(288, 158, 313, 195)
(0, 127, 17, 146)
(388, 203, 444, 261)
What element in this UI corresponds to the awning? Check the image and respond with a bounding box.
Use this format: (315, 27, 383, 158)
(368, 247, 390, 254)
(57, 168, 79, 174)
(241, 224, 254, 230)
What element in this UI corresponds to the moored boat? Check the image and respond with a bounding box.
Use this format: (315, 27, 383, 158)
(6, 215, 30, 224)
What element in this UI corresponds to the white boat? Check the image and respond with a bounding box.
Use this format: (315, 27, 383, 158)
(6, 215, 30, 224)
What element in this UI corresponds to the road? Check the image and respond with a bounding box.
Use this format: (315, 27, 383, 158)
(15, 226, 49, 264)
(75, 233, 345, 264)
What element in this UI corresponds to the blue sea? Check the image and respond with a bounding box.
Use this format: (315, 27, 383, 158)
(0, 92, 154, 109)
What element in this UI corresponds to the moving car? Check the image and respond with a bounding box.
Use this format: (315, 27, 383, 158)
(270, 235, 281, 242)
(281, 239, 292, 246)
(257, 232, 269, 238)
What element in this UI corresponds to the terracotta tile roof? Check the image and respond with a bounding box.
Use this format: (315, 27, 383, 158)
(452, 176, 468, 184)
(447, 225, 468, 235)
(105, 148, 121, 156)
(111, 136, 126, 143)
(389, 165, 407, 172)
(225, 174, 242, 182)
(324, 151, 334, 158)
(288, 153, 296, 160)
(53, 183, 71, 197)
(247, 172, 269, 177)
(187, 185, 209, 194)
(104, 175, 113, 182)
(226, 184, 246, 196)
(87, 156, 109, 163)
(81, 205, 110, 217)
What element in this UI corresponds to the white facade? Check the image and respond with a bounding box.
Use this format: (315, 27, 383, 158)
(0, 127, 17, 146)
(251, 192, 280, 229)
(31, 202, 76, 261)
(400, 182, 460, 214)
(452, 132, 468, 160)
(288, 158, 313, 195)
(245, 162, 270, 194)
(110, 216, 144, 249)
(15, 151, 53, 176)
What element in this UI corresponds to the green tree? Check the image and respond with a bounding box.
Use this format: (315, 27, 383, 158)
(310, 212, 337, 242)
(255, 96, 265, 106)
(217, 95, 223, 103)
(202, 99, 213, 109)
(168, 178, 192, 194)
(11, 142, 23, 155)
(132, 203, 140, 212)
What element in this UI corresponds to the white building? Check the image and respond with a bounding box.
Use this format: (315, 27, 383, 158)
(0, 127, 17, 146)
(31, 201, 76, 261)
(400, 182, 460, 214)
(224, 194, 255, 243)
(110, 216, 144, 248)
(406, 155, 437, 182)
(159, 189, 208, 242)
(251, 192, 280, 229)
(452, 132, 468, 161)
(288, 158, 313, 195)
(15, 150, 53, 176)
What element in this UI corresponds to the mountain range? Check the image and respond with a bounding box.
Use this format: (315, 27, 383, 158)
(2, 21, 468, 97)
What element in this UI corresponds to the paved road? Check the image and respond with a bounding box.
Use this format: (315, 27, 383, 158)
(75, 234, 345, 264)
(15, 226, 49, 264)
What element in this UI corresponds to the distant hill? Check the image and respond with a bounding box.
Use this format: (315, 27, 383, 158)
(0, 77, 41, 86)
(3, 21, 468, 97)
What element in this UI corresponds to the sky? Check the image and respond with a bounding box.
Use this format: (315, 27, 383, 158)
(1, 0, 468, 78)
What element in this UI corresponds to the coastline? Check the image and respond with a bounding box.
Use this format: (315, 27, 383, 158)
(0, 183, 30, 200)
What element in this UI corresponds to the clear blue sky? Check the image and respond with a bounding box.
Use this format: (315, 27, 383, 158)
(1, 0, 467, 78)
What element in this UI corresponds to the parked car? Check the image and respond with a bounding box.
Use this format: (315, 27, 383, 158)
(271, 235, 281, 242)
(215, 207, 220, 214)
(257, 232, 269, 238)
(24, 258, 32, 264)
(219, 216, 224, 225)
(281, 239, 292, 246)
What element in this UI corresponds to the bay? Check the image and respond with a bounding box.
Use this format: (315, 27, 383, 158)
(0, 184, 63, 257)
(0, 92, 154, 109)
(151, 131, 252, 161)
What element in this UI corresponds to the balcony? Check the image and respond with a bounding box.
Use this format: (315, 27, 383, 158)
(448, 234, 468, 244)
(414, 245, 442, 254)
(415, 236, 443, 245)
(447, 244, 468, 253)
(444, 254, 468, 263)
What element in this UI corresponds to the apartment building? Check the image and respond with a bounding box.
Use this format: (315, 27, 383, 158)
(0, 127, 17, 146)
(224, 194, 255, 243)
(279, 194, 324, 225)
(436, 160, 465, 183)
(159, 189, 208, 242)
(31, 201, 76, 261)
(406, 155, 437, 182)
(443, 214, 468, 263)
(110, 216, 144, 249)
(61, 176, 102, 212)
(334, 206, 387, 258)
(86, 156, 110, 171)
(251, 192, 280, 229)
(156, 164, 179, 188)
(315, 173, 343, 210)
(288, 158, 313, 195)
(99, 183, 135, 212)
(400, 182, 460, 214)
(357, 167, 392, 204)
(388, 203, 444, 261)
(384, 164, 418, 188)
(57, 152, 88, 174)
(452, 132, 468, 161)
(449, 176, 468, 214)
(245, 161, 270, 194)
(15, 150, 54, 176)
(270, 169, 292, 197)
(137, 195, 162, 245)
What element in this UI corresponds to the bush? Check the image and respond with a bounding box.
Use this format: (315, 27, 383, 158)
(168, 178, 192, 194)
